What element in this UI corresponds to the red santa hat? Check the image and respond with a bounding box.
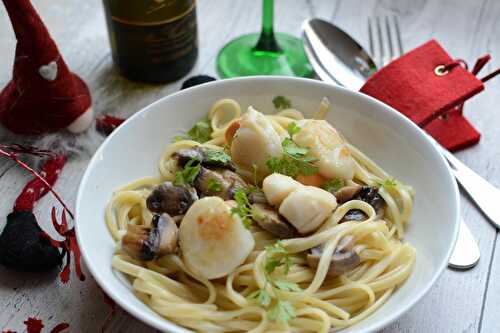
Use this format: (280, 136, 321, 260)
(0, 0, 93, 135)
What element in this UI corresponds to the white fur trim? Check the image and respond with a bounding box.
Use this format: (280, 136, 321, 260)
(67, 107, 93, 133)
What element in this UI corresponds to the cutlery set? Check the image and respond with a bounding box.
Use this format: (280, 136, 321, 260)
(301, 16, 500, 270)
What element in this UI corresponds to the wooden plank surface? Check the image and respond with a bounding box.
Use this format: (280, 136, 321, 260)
(0, 0, 499, 332)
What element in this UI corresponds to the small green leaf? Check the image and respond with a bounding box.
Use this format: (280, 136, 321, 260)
(204, 149, 232, 164)
(265, 258, 283, 274)
(231, 188, 253, 229)
(173, 158, 201, 186)
(173, 135, 185, 142)
(207, 179, 222, 193)
(272, 96, 292, 111)
(287, 122, 301, 136)
(186, 118, 213, 143)
(248, 289, 271, 307)
(274, 280, 301, 292)
(321, 179, 345, 193)
(282, 138, 308, 157)
(268, 300, 296, 323)
(265, 241, 287, 255)
(382, 178, 397, 188)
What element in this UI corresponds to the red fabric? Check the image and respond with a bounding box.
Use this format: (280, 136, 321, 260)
(14, 155, 66, 212)
(360, 40, 485, 151)
(0, 0, 91, 134)
(425, 108, 481, 151)
(96, 115, 126, 136)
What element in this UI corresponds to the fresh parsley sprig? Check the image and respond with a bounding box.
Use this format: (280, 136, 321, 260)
(273, 96, 292, 111)
(207, 179, 222, 193)
(321, 178, 345, 193)
(266, 125, 319, 178)
(268, 300, 296, 323)
(231, 188, 254, 229)
(174, 118, 213, 143)
(247, 241, 300, 323)
(173, 158, 201, 186)
(264, 241, 293, 275)
(377, 178, 397, 190)
(287, 122, 301, 136)
(204, 149, 231, 164)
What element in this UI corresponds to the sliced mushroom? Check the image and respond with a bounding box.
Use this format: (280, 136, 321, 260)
(252, 203, 297, 238)
(340, 186, 385, 223)
(146, 182, 198, 216)
(248, 189, 268, 204)
(306, 235, 360, 277)
(357, 186, 384, 211)
(122, 213, 178, 261)
(334, 184, 362, 204)
(174, 147, 236, 170)
(194, 167, 248, 200)
(342, 209, 367, 222)
(219, 169, 248, 196)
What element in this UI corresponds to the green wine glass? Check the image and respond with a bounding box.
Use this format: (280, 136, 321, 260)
(216, 0, 313, 78)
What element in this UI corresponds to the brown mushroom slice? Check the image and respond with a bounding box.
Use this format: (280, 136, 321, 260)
(219, 168, 248, 196)
(194, 167, 248, 200)
(174, 147, 236, 170)
(340, 186, 385, 223)
(122, 214, 178, 261)
(248, 189, 268, 204)
(194, 167, 231, 199)
(334, 184, 362, 204)
(306, 235, 360, 277)
(252, 203, 297, 238)
(146, 182, 198, 216)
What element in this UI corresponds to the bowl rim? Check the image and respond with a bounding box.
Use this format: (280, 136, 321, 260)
(76, 75, 460, 333)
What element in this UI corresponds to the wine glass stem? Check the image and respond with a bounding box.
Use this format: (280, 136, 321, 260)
(254, 0, 282, 53)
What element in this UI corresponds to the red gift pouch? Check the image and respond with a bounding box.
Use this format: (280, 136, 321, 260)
(360, 40, 499, 151)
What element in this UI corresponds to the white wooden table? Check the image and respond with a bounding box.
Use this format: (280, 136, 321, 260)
(1, 0, 499, 332)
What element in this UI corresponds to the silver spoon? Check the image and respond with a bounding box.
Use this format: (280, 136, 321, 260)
(302, 18, 481, 270)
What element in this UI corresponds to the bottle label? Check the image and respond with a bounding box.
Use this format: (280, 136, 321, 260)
(109, 2, 197, 66)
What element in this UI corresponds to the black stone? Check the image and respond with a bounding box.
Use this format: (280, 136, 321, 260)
(181, 75, 216, 90)
(0, 211, 62, 272)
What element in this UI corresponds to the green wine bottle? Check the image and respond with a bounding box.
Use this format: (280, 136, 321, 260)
(103, 0, 198, 83)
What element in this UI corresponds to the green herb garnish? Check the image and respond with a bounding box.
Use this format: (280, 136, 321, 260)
(274, 280, 301, 292)
(173, 159, 201, 186)
(207, 179, 222, 193)
(247, 241, 300, 324)
(273, 96, 292, 111)
(204, 149, 232, 164)
(247, 289, 271, 307)
(267, 300, 296, 323)
(174, 118, 213, 143)
(266, 124, 318, 178)
(264, 241, 293, 275)
(321, 178, 345, 193)
(231, 188, 254, 228)
(378, 178, 397, 189)
(287, 122, 301, 136)
(266, 140, 319, 178)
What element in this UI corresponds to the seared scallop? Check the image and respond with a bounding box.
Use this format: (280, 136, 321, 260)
(230, 107, 283, 177)
(179, 197, 255, 279)
(262, 173, 302, 206)
(293, 119, 355, 180)
(279, 186, 337, 234)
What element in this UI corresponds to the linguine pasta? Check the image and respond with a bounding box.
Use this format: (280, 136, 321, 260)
(105, 98, 416, 333)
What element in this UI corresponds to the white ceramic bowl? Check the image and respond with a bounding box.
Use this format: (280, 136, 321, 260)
(76, 77, 459, 333)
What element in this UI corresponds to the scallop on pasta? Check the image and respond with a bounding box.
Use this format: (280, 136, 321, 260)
(105, 96, 416, 333)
